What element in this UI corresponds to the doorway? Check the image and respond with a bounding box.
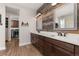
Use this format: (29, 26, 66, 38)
(5, 6, 19, 49)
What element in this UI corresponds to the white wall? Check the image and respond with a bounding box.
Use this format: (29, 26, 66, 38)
(19, 8, 36, 46)
(4, 4, 37, 46)
(0, 4, 6, 50)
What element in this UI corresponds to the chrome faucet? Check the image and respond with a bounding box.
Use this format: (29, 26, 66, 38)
(57, 32, 62, 36)
(57, 32, 67, 37)
(63, 32, 67, 37)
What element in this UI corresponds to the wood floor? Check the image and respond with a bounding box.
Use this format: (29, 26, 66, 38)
(0, 39, 42, 56)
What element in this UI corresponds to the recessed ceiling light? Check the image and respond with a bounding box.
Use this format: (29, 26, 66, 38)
(51, 3, 57, 6)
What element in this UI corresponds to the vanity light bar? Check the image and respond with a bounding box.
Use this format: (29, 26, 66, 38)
(35, 13, 41, 18)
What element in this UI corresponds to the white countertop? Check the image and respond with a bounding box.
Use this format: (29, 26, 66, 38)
(32, 31, 79, 46)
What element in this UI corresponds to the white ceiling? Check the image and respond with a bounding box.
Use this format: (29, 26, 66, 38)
(6, 6, 19, 15)
(12, 3, 43, 10)
(5, 3, 43, 15)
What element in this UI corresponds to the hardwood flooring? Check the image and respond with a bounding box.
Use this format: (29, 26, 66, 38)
(0, 38, 42, 56)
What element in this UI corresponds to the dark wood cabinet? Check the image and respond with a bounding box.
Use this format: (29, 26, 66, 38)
(31, 34, 44, 54)
(31, 33, 79, 56)
(44, 38, 74, 56)
(35, 35, 44, 54)
(51, 45, 72, 56)
(74, 45, 79, 56)
(43, 37, 74, 56)
(43, 41, 55, 56)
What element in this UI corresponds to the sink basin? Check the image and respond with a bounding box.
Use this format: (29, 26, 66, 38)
(51, 35, 55, 37)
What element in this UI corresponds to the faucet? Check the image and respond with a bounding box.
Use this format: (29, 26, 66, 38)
(63, 32, 67, 37)
(57, 32, 62, 36)
(57, 32, 67, 37)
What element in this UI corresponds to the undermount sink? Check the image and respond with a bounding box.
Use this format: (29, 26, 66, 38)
(51, 35, 55, 37)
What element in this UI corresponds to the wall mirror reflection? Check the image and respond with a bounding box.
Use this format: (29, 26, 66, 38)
(55, 13, 75, 29)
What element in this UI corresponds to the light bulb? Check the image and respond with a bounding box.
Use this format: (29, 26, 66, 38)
(51, 3, 57, 6)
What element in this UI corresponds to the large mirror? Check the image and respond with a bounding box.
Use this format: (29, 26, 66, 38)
(58, 14, 74, 28)
(54, 3, 77, 30)
(36, 3, 78, 32)
(54, 13, 76, 30)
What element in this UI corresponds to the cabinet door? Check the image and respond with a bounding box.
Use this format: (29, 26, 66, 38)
(43, 37, 74, 56)
(31, 33, 34, 44)
(31, 33, 35, 44)
(75, 45, 79, 56)
(31, 34, 38, 45)
(37, 35, 45, 55)
(45, 38, 74, 56)
(43, 41, 55, 56)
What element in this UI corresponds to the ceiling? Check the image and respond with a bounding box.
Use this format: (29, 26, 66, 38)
(13, 3, 43, 10)
(6, 6, 19, 15)
(5, 3, 43, 15)
(5, 3, 43, 12)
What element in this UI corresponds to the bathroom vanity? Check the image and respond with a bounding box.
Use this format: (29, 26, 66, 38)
(33, 3, 79, 56)
(31, 32, 79, 56)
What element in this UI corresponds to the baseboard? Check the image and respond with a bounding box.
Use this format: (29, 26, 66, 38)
(19, 42, 31, 47)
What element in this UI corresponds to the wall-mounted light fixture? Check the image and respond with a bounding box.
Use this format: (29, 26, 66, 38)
(21, 21, 29, 26)
(35, 13, 41, 18)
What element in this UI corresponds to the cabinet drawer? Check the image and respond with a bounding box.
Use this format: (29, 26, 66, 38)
(52, 45, 74, 56)
(45, 38, 74, 53)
